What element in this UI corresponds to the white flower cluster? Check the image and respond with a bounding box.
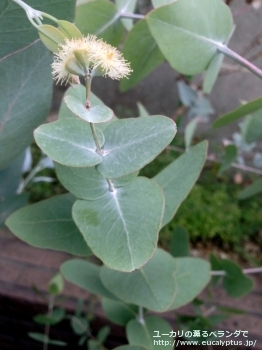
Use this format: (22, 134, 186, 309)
(52, 35, 132, 84)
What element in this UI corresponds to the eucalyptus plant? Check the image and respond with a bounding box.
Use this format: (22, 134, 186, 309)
(1, 0, 261, 348)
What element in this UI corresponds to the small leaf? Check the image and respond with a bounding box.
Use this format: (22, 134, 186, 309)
(57, 20, 82, 39)
(170, 226, 189, 257)
(59, 85, 118, 130)
(97, 326, 110, 343)
(28, 332, 67, 346)
(243, 109, 262, 143)
(28, 332, 48, 344)
(38, 24, 65, 53)
(203, 52, 224, 94)
(154, 141, 207, 227)
(127, 316, 173, 350)
(120, 19, 165, 92)
(48, 273, 64, 295)
(213, 97, 262, 128)
(60, 259, 117, 300)
(238, 177, 262, 200)
(102, 298, 137, 326)
(6, 194, 91, 256)
(97, 116, 177, 178)
(177, 81, 197, 107)
(78, 335, 87, 346)
(73, 177, 164, 272)
(185, 118, 199, 149)
(64, 95, 114, 123)
(218, 145, 237, 176)
(221, 260, 253, 298)
(71, 316, 89, 335)
(137, 102, 150, 117)
(33, 308, 65, 325)
(100, 249, 176, 312)
(34, 119, 104, 167)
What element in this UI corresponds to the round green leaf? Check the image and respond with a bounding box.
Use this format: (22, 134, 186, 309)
(97, 116, 177, 178)
(6, 194, 91, 256)
(120, 19, 165, 92)
(58, 85, 118, 131)
(64, 95, 114, 123)
(102, 298, 137, 326)
(34, 119, 104, 167)
(60, 259, 117, 300)
(57, 20, 82, 39)
(38, 24, 66, 53)
(75, 0, 125, 46)
(168, 257, 210, 310)
(154, 141, 207, 227)
(73, 177, 164, 272)
(100, 249, 176, 311)
(146, 0, 233, 75)
(126, 316, 173, 350)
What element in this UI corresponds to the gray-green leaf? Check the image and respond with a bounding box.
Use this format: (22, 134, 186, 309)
(75, 0, 125, 46)
(0, 41, 52, 169)
(73, 177, 164, 271)
(168, 257, 210, 310)
(146, 0, 233, 75)
(100, 249, 176, 312)
(154, 141, 207, 227)
(6, 194, 91, 256)
(64, 95, 114, 123)
(127, 316, 173, 350)
(97, 116, 177, 178)
(102, 298, 137, 326)
(60, 259, 117, 299)
(120, 19, 165, 92)
(34, 119, 104, 167)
